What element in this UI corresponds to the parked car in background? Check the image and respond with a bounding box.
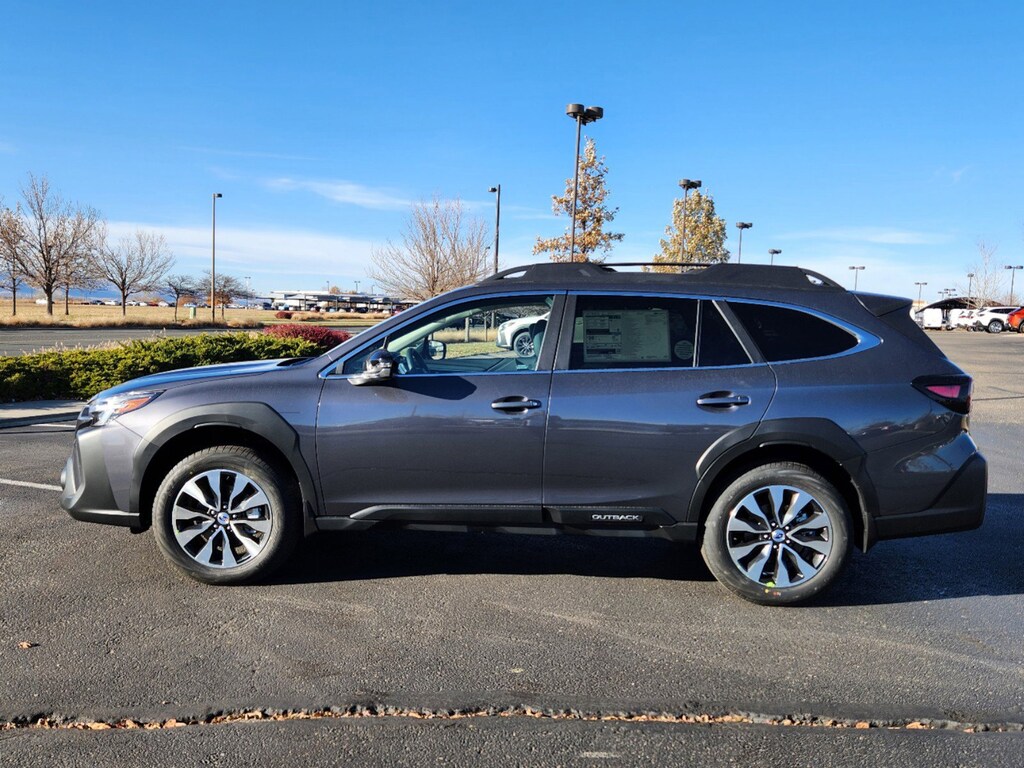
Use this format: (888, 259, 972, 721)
(61, 262, 987, 606)
(972, 306, 1021, 334)
(1007, 307, 1024, 332)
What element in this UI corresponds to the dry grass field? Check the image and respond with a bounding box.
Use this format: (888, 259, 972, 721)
(0, 300, 387, 328)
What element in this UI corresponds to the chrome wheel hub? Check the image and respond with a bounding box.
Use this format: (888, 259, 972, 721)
(171, 469, 273, 569)
(725, 484, 833, 588)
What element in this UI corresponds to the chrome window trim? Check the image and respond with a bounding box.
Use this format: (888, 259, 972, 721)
(558, 290, 879, 372)
(318, 290, 562, 380)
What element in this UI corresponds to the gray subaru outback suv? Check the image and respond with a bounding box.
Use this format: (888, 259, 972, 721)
(61, 262, 986, 604)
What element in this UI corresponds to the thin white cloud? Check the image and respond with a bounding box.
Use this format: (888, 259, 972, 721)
(933, 165, 972, 184)
(105, 220, 375, 288)
(0, 140, 15, 154)
(266, 177, 412, 210)
(180, 146, 315, 162)
(780, 226, 951, 246)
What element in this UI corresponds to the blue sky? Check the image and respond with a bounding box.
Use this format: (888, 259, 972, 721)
(2, 1, 1022, 300)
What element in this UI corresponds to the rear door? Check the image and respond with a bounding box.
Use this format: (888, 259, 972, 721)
(542, 293, 776, 523)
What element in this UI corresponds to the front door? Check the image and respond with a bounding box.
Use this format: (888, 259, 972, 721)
(316, 293, 562, 521)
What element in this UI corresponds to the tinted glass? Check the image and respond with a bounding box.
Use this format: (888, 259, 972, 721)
(340, 295, 554, 375)
(728, 302, 857, 362)
(697, 302, 751, 367)
(569, 295, 698, 370)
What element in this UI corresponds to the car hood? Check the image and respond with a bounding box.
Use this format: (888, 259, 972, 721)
(91, 358, 311, 401)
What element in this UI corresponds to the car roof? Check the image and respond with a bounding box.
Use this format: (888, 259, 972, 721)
(481, 261, 846, 295)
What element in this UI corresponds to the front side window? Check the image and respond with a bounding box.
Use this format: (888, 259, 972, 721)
(340, 295, 555, 376)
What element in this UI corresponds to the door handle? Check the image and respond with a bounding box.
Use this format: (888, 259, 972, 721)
(696, 392, 751, 408)
(491, 396, 543, 413)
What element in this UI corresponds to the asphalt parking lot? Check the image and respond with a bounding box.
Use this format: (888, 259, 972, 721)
(0, 332, 1021, 766)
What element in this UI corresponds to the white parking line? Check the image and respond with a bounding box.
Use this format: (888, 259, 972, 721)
(0, 478, 62, 492)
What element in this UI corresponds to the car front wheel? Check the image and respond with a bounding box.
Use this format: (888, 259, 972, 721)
(512, 330, 535, 357)
(152, 446, 301, 584)
(700, 463, 852, 605)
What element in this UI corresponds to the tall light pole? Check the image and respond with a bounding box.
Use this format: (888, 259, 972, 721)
(488, 185, 501, 274)
(849, 265, 865, 290)
(678, 179, 702, 262)
(1006, 265, 1024, 304)
(966, 273, 975, 307)
(768, 248, 781, 265)
(354, 280, 361, 294)
(915, 281, 927, 306)
(565, 103, 604, 262)
(735, 222, 752, 263)
(244, 275, 251, 309)
(211, 193, 222, 323)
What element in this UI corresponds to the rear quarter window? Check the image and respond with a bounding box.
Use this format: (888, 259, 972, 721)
(728, 302, 858, 362)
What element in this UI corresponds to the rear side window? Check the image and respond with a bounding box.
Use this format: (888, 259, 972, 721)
(728, 302, 857, 362)
(698, 302, 751, 367)
(569, 295, 697, 370)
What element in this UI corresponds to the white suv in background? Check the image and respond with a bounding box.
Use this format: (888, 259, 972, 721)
(973, 306, 1021, 334)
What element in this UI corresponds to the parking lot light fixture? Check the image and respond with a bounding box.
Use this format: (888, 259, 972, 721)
(488, 185, 501, 273)
(1005, 265, 1023, 304)
(915, 281, 928, 306)
(566, 103, 604, 262)
(735, 222, 752, 263)
(678, 179, 702, 262)
(768, 248, 781, 265)
(848, 265, 865, 291)
(211, 193, 222, 323)
(966, 273, 975, 306)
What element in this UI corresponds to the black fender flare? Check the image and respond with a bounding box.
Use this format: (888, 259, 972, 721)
(688, 418, 879, 550)
(129, 402, 320, 532)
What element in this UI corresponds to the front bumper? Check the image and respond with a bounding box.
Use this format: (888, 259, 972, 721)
(60, 426, 143, 530)
(873, 451, 987, 541)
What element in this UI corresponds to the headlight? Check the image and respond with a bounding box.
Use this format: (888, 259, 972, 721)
(86, 391, 162, 427)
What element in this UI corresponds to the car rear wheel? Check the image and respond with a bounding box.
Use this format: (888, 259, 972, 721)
(700, 463, 851, 605)
(987, 319, 1004, 333)
(152, 446, 301, 584)
(1017, 322, 1024, 334)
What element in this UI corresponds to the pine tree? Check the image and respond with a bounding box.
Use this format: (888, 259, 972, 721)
(534, 138, 624, 262)
(651, 189, 729, 271)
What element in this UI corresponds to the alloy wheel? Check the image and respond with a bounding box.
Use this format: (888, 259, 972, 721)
(170, 469, 273, 568)
(725, 484, 834, 589)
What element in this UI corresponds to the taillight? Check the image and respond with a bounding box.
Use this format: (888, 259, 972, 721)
(913, 375, 972, 415)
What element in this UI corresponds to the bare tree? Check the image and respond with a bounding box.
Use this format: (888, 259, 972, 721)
(8, 174, 102, 315)
(959, 240, 1005, 306)
(200, 270, 245, 319)
(94, 228, 175, 316)
(0, 202, 26, 315)
(165, 274, 197, 321)
(369, 196, 489, 300)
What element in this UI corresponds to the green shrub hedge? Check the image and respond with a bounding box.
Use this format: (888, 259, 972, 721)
(0, 332, 321, 402)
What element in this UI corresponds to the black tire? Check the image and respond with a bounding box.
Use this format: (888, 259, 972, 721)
(700, 462, 852, 606)
(152, 446, 301, 584)
(512, 330, 535, 357)
(1017, 322, 1024, 334)
(987, 320, 1004, 334)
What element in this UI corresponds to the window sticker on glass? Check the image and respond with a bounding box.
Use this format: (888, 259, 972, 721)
(582, 309, 671, 364)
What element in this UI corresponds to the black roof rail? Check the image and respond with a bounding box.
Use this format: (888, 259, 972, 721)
(482, 261, 845, 291)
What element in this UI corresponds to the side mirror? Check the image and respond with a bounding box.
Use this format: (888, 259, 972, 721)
(427, 340, 447, 360)
(349, 350, 397, 386)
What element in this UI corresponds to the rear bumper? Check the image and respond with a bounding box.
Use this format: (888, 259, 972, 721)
(874, 451, 987, 541)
